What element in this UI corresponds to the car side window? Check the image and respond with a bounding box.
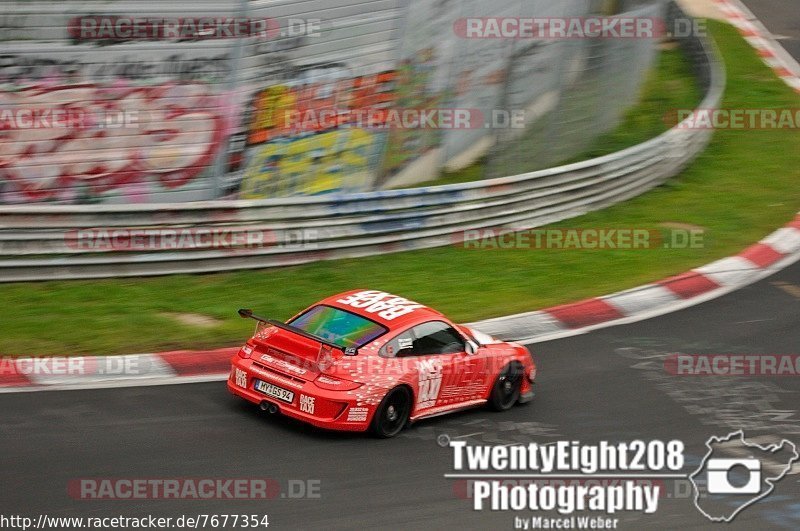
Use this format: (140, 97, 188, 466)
(379, 329, 416, 358)
(379, 321, 466, 358)
(410, 321, 466, 356)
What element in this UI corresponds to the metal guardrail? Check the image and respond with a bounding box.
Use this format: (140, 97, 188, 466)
(0, 14, 725, 282)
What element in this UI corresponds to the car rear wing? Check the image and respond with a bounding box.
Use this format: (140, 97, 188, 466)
(237, 308, 358, 356)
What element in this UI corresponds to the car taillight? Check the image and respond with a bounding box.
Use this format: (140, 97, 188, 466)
(238, 344, 254, 359)
(315, 374, 362, 391)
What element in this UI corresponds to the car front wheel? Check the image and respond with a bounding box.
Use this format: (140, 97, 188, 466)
(489, 362, 522, 411)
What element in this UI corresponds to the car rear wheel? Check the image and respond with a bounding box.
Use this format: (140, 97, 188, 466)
(489, 362, 522, 411)
(371, 387, 411, 438)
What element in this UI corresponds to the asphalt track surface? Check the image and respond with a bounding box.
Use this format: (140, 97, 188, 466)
(2, 261, 800, 530)
(741, 0, 800, 61)
(3, 4, 800, 530)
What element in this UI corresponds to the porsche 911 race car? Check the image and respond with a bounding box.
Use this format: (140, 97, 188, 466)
(227, 289, 536, 437)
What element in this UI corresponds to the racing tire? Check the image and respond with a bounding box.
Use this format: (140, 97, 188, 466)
(371, 387, 411, 438)
(489, 362, 523, 411)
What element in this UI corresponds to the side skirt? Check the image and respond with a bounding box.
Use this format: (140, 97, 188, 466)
(409, 399, 487, 422)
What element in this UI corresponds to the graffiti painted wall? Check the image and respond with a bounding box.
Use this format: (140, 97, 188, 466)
(239, 67, 396, 197)
(0, 0, 404, 203)
(0, 0, 661, 204)
(0, 2, 249, 203)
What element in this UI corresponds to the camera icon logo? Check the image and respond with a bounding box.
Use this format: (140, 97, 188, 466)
(706, 458, 761, 495)
(690, 430, 798, 523)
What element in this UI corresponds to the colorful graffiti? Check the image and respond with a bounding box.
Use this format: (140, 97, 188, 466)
(246, 68, 396, 145)
(0, 82, 227, 202)
(240, 128, 375, 198)
(238, 64, 395, 198)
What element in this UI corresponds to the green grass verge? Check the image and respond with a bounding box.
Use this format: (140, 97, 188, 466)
(414, 40, 702, 187)
(559, 42, 702, 163)
(1, 21, 798, 356)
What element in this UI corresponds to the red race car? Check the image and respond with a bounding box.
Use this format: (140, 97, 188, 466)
(227, 289, 536, 437)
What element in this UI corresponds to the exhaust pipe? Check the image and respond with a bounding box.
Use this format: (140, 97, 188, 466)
(259, 401, 279, 414)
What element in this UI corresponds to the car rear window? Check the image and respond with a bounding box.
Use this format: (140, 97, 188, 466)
(288, 305, 388, 348)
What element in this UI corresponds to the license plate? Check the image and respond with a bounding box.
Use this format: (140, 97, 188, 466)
(254, 380, 294, 403)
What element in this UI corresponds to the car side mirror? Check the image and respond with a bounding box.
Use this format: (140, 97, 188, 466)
(465, 340, 479, 355)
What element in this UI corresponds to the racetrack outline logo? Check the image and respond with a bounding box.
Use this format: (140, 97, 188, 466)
(689, 430, 798, 522)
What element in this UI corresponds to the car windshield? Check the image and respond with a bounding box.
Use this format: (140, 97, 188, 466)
(288, 305, 387, 349)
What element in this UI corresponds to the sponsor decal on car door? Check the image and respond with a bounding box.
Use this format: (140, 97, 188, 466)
(416, 357, 443, 409)
(446, 349, 488, 403)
